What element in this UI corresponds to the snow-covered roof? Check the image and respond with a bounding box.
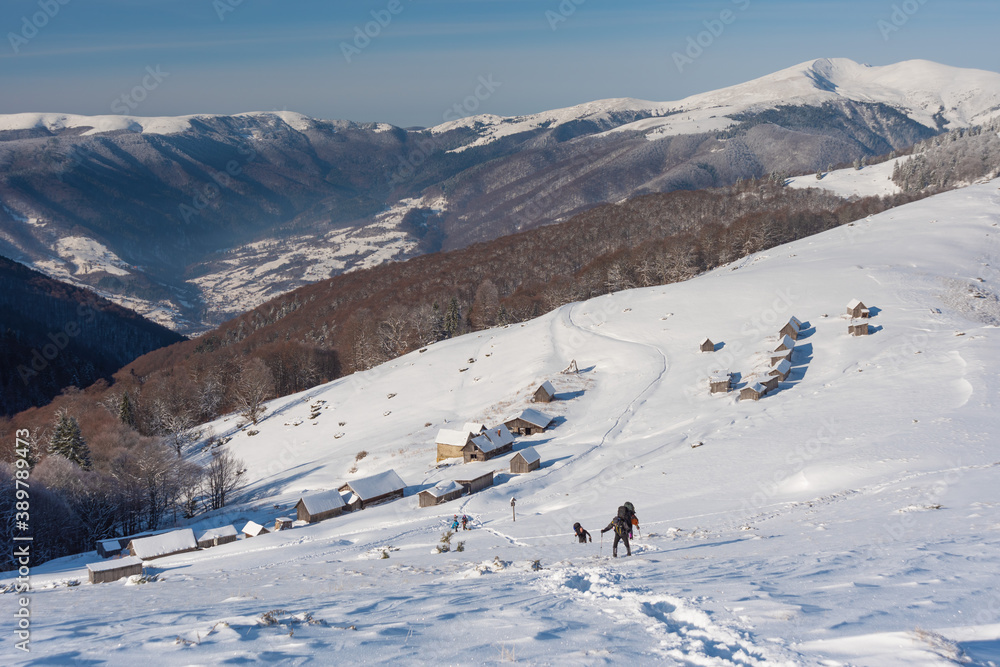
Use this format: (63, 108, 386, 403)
(436, 428, 473, 447)
(129, 528, 197, 559)
(771, 359, 793, 375)
(87, 555, 143, 573)
(344, 469, 406, 501)
(243, 521, 267, 536)
(847, 298, 865, 309)
(700, 337, 713, 345)
(469, 426, 515, 454)
(514, 447, 541, 464)
(424, 480, 463, 498)
(510, 408, 554, 429)
(709, 371, 731, 382)
(782, 319, 800, 332)
(775, 335, 795, 351)
(746, 382, 766, 393)
(789, 316, 803, 327)
(196, 525, 238, 542)
(463, 422, 486, 434)
(297, 490, 346, 515)
(99, 538, 124, 551)
(536, 381, 556, 396)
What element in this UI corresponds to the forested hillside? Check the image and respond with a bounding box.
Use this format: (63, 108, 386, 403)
(0, 256, 185, 415)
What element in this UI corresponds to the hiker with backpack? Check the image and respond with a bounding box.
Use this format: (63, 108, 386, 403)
(451, 515, 460, 532)
(619, 501, 639, 538)
(600, 514, 631, 557)
(461, 515, 469, 531)
(573, 522, 592, 544)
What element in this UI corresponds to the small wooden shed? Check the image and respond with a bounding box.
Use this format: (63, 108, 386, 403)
(504, 409, 554, 436)
(770, 349, 792, 366)
(243, 520, 269, 538)
(87, 556, 143, 584)
(418, 480, 464, 508)
(779, 319, 801, 340)
(740, 382, 767, 402)
(510, 447, 541, 474)
(296, 490, 346, 523)
(700, 338, 715, 352)
(128, 528, 198, 561)
(709, 372, 732, 394)
(533, 381, 556, 403)
(455, 470, 494, 495)
(274, 517, 294, 532)
(96, 538, 127, 559)
(762, 375, 780, 392)
(774, 335, 795, 353)
(196, 525, 238, 549)
(463, 426, 515, 463)
(340, 469, 406, 511)
(849, 321, 870, 336)
(847, 299, 869, 318)
(769, 358, 792, 381)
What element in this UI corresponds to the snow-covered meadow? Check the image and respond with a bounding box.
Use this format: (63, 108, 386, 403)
(4, 178, 1000, 665)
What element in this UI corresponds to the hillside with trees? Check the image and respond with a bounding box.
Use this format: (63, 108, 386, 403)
(0, 256, 185, 415)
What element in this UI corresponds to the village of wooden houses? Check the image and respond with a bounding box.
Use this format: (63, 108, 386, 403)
(86, 299, 874, 584)
(85, 378, 564, 583)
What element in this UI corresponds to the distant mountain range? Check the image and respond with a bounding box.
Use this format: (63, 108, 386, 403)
(1, 58, 998, 334)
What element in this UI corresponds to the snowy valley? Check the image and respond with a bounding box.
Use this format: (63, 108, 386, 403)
(5, 175, 1000, 665)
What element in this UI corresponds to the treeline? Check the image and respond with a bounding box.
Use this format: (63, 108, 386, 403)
(893, 118, 1000, 192)
(0, 256, 185, 416)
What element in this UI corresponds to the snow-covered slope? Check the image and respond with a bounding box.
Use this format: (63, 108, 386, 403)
(787, 158, 904, 198)
(435, 58, 1000, 149)
(7, 178, 1000, 664)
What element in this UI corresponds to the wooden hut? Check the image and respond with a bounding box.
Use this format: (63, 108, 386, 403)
(533, 381, 556, 403)
(455, 470, 494, 495)
(196, 525, 238, 549)
(779, 319, 801, 340)
(435, 423, 485, 462)
(709, 372, 732, 394)
(769, 358, 792, 381)
(774, 335, 795, 353)
(510, 447, 541, 474)
(296, 490, 346, 523)
(340, 469, 406, 511)
(243, 520, 269, 538)
(274, 517, 294, 531)
(762, 375, 780, 392)
(87, 556, 143, 584)
(789, 316, 803, 328)
(463, 426, 515, 463)
(418, 480, 464, 508)
(740, 382, 766, 402)
(847, 299, 870, 318)
(128, 528, 198, 561)
(96, 538, 127, 559)
(770, 349, 792, 366)
(504, 409, 554, 436)
(849, 321, 870, 336)
(700, 338, 715, 352)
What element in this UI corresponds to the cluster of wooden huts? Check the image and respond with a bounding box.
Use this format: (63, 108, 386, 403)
(87, 524, 238, 584)
(422, 383, 556, 508)
(705, 316, 802, 402)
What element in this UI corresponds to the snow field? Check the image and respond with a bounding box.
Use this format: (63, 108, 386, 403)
(5, 179, 1000, 664)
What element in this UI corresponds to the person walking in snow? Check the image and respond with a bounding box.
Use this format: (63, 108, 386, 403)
(573, 522, 592, 544)
(618, 502, 638, 539)
(461, 515, 469, 531)
(601, 514, 631, 557)
(451, 515, 460, 532)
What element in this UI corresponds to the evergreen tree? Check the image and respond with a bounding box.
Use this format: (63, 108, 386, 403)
(118, 391, 136, 429)
(443, 298, 462, 339)
(48, 410, 92, 470)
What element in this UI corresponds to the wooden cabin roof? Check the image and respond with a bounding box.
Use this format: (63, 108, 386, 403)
(297, 490, 346, 515)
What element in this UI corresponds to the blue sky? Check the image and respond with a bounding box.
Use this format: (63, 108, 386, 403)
(1, 0, 997, 128)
